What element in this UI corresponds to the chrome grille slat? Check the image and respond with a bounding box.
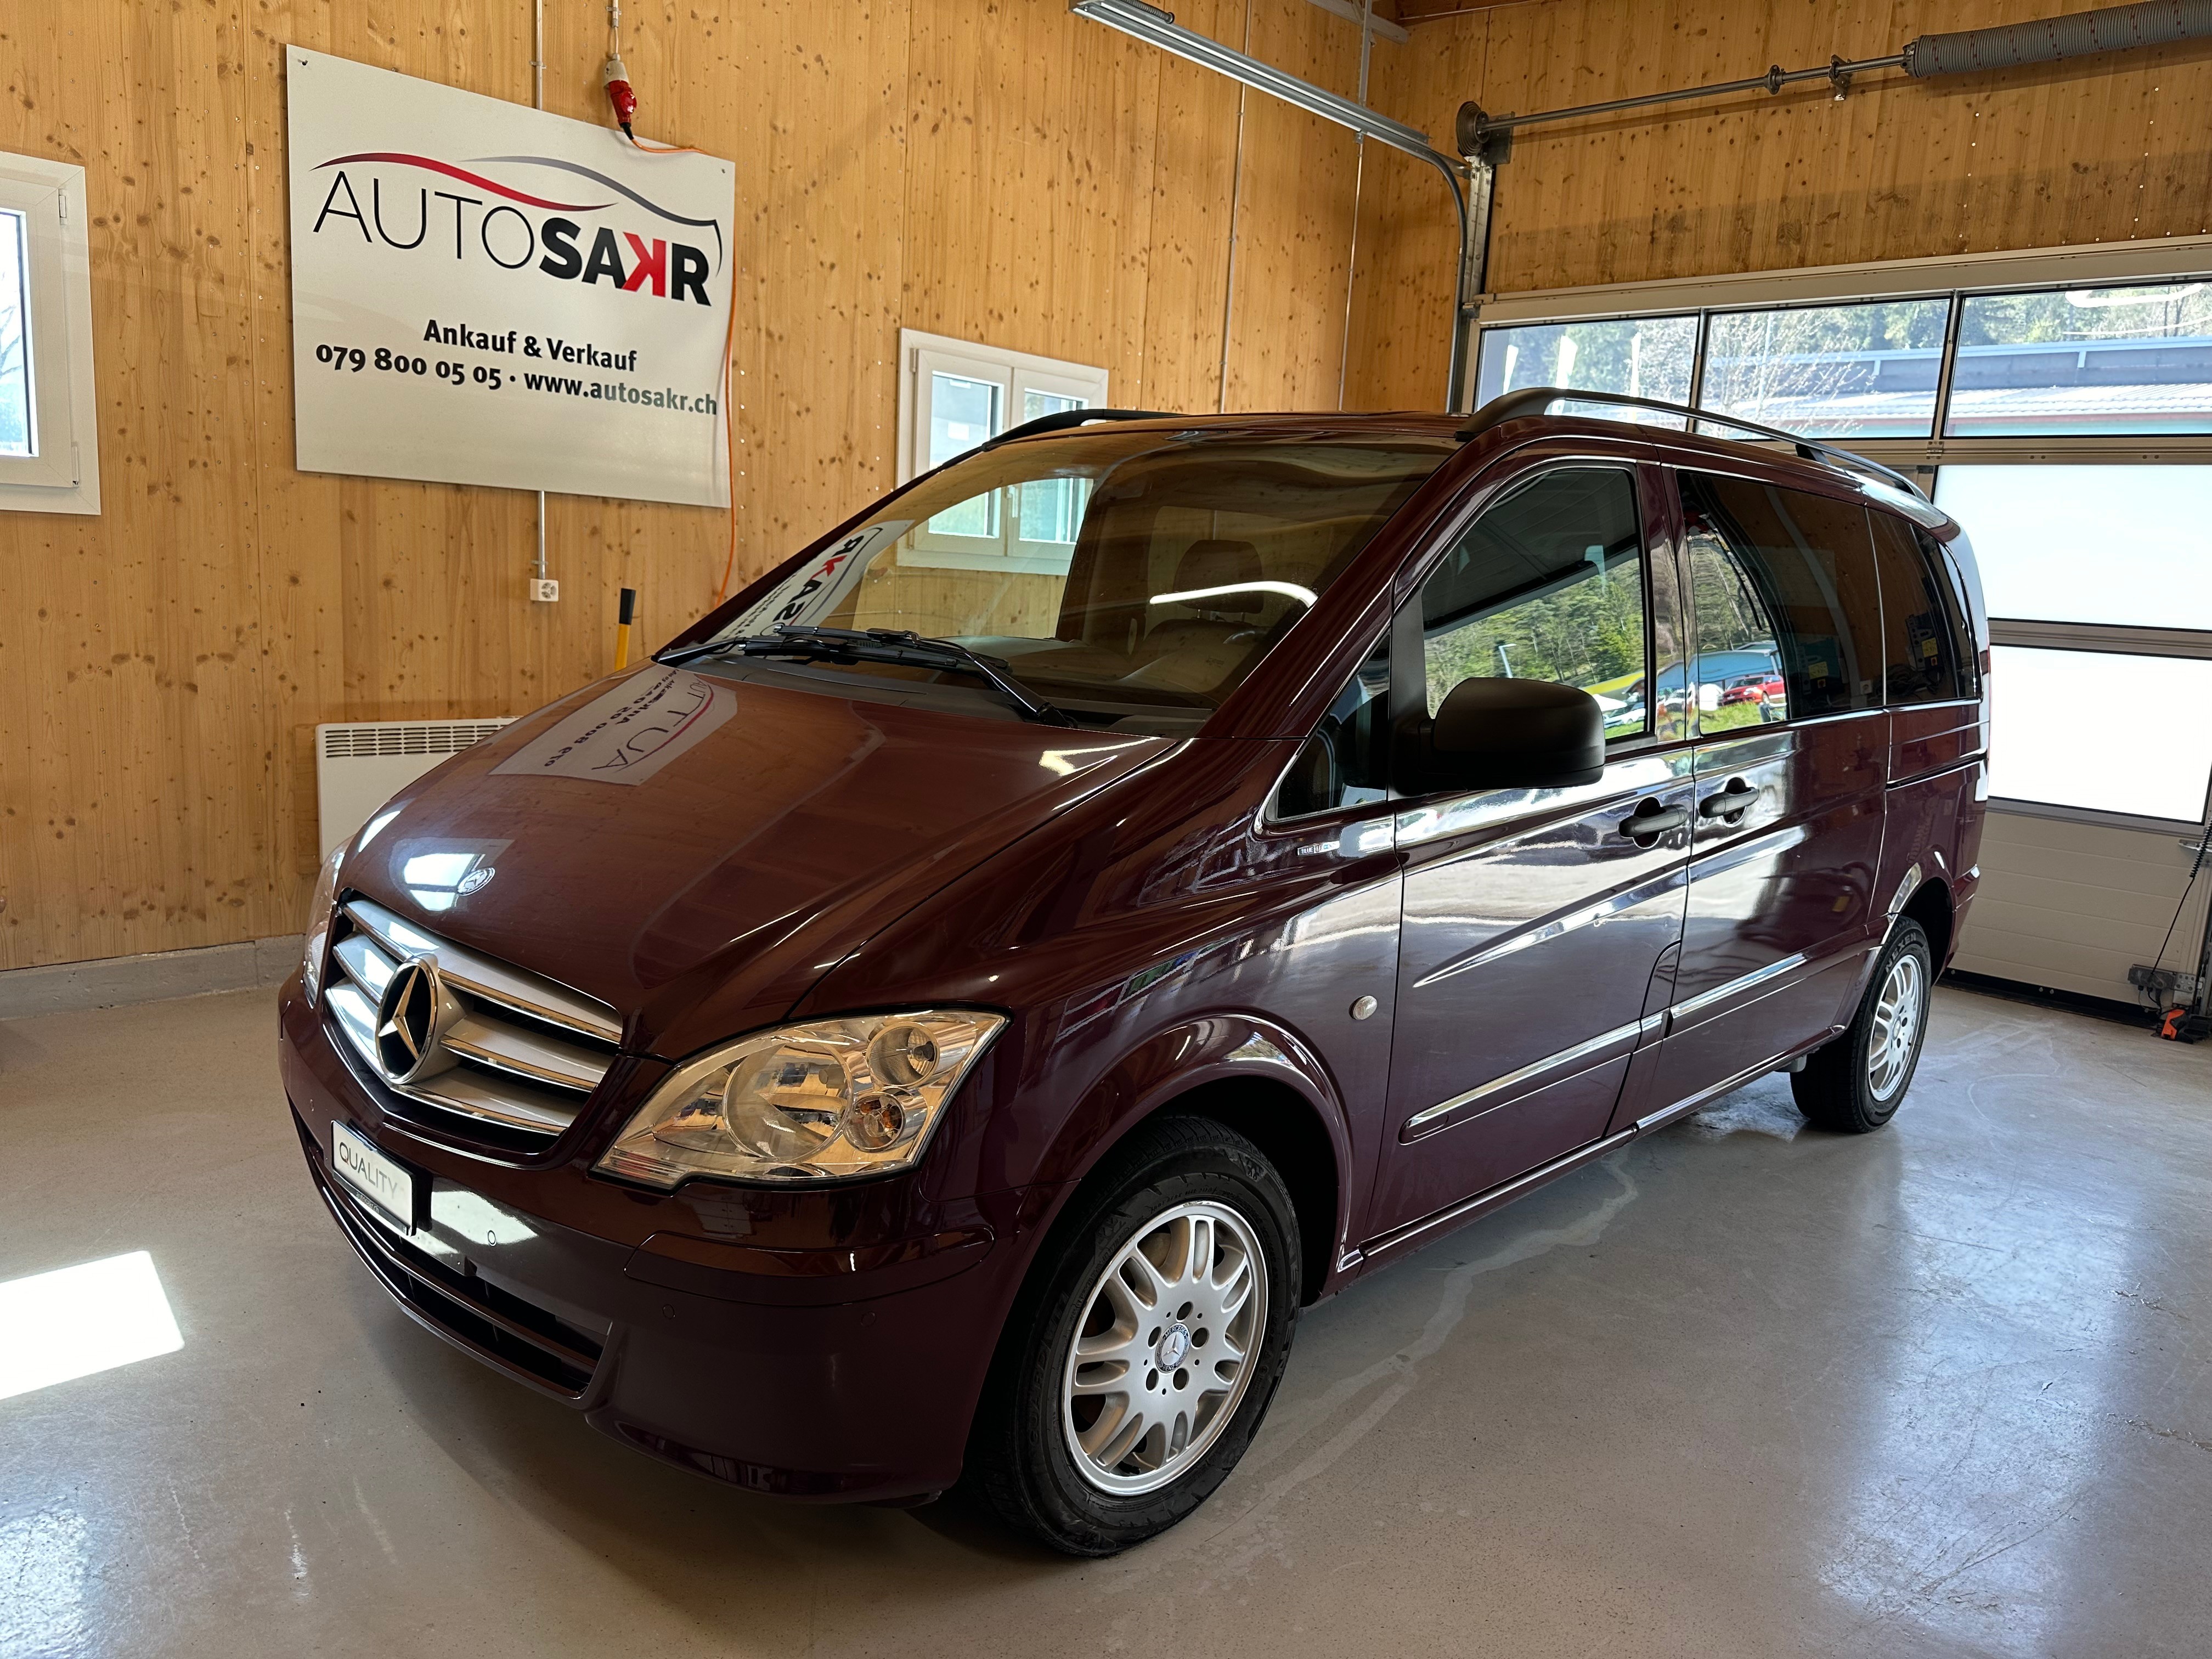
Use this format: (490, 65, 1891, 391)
(397, 1066, 582, 1136)
(321, 900, 623, 1147)
(328, 979, 381, 1056)
(333, 931, 396, 1001)
(341, 898, 622, 1044)
(444, 1014, 604, 1093)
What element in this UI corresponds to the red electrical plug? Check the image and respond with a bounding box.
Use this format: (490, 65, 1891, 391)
(602, 53, 637, 141)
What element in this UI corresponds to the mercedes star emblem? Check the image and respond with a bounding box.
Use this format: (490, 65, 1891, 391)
(374, 956, 456, 1084)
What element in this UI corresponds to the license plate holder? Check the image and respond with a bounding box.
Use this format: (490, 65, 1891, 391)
(331, 1121, 419, 1233)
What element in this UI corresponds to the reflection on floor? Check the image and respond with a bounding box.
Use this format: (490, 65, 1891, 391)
(2, 986, 2208, 1658)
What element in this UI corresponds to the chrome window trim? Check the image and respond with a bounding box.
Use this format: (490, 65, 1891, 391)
(1691, 726, 1796, 771)
(1393, 751, 1697, 851)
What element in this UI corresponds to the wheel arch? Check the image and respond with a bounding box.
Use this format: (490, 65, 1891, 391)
(1150, 1076, 1341, 1306)
(1020, 1015, 1355, 1308)
(1899, 874, 1956, 969)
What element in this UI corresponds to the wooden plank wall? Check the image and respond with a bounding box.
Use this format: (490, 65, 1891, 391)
(1350, 0, 2212, 409)
(0, 0, 1372, 970)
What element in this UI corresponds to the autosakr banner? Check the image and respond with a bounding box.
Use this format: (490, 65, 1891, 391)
(285, 47, 736, 507)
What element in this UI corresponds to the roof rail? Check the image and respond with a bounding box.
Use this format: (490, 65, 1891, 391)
(983, 407, 1178, 448)
(1459, 386, 1929, 501)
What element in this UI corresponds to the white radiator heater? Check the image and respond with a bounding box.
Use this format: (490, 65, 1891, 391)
(315, 719, 514, 855)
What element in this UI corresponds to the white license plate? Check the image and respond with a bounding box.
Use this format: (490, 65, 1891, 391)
(332, 1122, 417, 1232)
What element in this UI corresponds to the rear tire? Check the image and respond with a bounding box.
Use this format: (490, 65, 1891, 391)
(966, 1116, 1300, 1556)
(1793, 919, 1931, 1133)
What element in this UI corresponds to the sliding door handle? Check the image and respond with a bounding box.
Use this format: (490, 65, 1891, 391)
(1618, 804, 1690, 842)
(1699, 781, 1763, 819)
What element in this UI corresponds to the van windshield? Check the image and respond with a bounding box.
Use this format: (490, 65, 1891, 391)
(704, 427, 1454, 723)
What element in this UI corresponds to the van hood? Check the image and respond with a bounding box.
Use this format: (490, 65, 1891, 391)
(342, 667, 1172, 1056)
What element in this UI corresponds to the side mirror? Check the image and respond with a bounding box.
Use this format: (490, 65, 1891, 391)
(1417, 677, 1605, 792)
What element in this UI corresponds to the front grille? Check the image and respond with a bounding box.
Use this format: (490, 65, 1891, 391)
(320, 896, 622, 1148)
(304, 1122, 608, 1397)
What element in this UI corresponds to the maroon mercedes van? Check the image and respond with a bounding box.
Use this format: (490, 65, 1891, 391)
(278, 390, 1988, 1555)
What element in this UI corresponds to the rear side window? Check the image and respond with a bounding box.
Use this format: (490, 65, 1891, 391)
(1418, 467, 1651, 743)
(1926, 529, 1982, 698)
(1869, 510, 1969, 702)
(1680, 473, 1882, 727)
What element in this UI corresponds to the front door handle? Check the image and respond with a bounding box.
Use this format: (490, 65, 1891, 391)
(1618, 804, 1690, 842)
(1699, 780, 1763, 819)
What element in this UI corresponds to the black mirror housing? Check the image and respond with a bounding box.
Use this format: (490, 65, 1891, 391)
(1414, 677, 1606, 792)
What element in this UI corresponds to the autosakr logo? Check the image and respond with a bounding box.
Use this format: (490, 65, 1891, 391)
(307, 152, 721, 306)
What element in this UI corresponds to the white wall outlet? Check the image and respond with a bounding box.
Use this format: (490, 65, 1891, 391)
(531, 578, 560, 602)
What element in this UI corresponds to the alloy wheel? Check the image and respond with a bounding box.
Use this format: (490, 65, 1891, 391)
(1059, 1199, 1267, 1496)
(1867, 949, 1925, 1101)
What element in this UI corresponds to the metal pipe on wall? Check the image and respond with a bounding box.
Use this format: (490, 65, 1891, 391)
(1465, 1, 2212, 145)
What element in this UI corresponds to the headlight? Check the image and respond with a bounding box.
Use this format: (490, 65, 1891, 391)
(595, 1009, 1007, 1189)
(301, 846, 344, 1006)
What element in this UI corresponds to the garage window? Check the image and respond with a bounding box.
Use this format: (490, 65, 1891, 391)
(1474, 315, 1696, 426)
(1700, 298, 1949, 439)
(1932, 465, 2212, 631)
(0, 150, 99, 515)
(897, 328, 1109, 572)
(1987, 645, 2212, 824)
(1948, 281, 2212, 437)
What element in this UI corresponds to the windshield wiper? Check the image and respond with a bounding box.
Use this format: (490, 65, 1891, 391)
(653, 639, 734, 666)
(723, 625, 1081, 727)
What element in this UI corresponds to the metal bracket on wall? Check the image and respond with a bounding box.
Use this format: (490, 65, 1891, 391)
(1070, 0, 1483, 410)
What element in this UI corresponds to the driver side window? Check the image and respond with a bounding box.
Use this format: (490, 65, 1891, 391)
(1419, 467, 1652, 744)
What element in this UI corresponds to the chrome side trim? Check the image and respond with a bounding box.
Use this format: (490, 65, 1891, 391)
(1411, 865, 1688, 990)
(1358, 1011, 1859, 1266)
(1402, 1016, 1642, 1138)
(1669, 949, 1812, 1023)
(1633, 1025, 1845, 1135)
(343, 899, 622, 1043)
(1687, 820, 1809, 879)
(1362, 1126, 1640, 1261)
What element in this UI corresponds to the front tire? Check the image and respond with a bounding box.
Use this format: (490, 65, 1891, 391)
(967, 1116, 1300, 1556)
(1793, 918, 1932, 1133)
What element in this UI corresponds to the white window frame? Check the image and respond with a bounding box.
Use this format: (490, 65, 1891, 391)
(0, 150, 99, 515)
(895, 327, 1108, 574)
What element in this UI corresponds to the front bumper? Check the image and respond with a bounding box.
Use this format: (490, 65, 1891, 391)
(279, 977, 1040, 1503)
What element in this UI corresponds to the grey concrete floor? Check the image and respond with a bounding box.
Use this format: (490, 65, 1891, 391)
(2, 986, 2208, 1659)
